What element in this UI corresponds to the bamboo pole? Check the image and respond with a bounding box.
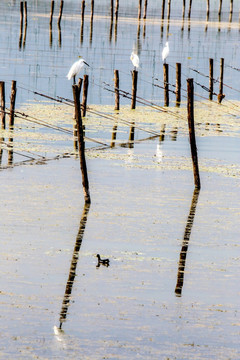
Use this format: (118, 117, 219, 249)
(176, 62, 181, 107)
(72, 85, 91, 204)
(187, 78, 201, 190)
(82, 75, 89, 117)
(9, 81, 17, 128)
(0, 82, 5, 129)
(114, 70, 120, 111)
(209, 58, 213, 100)
(163, 63, 169, 107)
(131, 70, 138, 109)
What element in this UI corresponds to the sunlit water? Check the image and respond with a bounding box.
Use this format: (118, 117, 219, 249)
(0, 1, 239, 359)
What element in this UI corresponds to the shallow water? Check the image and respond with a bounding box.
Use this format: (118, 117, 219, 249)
(0, 1, 240, 359)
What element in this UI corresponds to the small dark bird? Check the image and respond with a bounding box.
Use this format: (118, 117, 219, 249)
(96, 254, 110, 267)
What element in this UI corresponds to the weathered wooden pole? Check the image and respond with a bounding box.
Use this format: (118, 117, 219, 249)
(20, 1, 24, 29)
(167, 0, 171, 20)
(50, 0, 54, 26)
(206, 0, 210, 21)
(218, 57, 224, 103)
(24, 1, 27, 26)
(58, 0, 64, 27)
(72, 85, 91, 204)
(73, 78, 83, 150)
(218, 0, 222, 17)
(182, 0, 186, 19)
(188, 0, 192, 19)
(187, 78, 201, 190)
(163, 63, 169, 107)
(114, 70, 120, 111)
(129, 122, 135, 146)
(81, 0, 85, 43)
(209, 58, 213, 100)
(91, 0, 94, 22)
(229, 0, 233, 22)
(161, 0, 166, 20)
(138, 0, 142, 20)
(111, 123, 118, 147)
(115, 0, 119, 20)
(9, 81, 17, 128)
(143, 0, 148, 19)
(0, 82, 5, 129)
(176, 62, 181, 107)
(81, 75, 89, 117)
(131, 70, 138, 109)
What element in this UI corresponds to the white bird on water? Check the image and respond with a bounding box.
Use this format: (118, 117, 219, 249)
(130, 52, 140, 70)
(162, 41, 169, 63)
(67, 57, 89, 84)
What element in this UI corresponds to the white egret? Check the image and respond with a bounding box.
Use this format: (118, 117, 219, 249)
(67, 57, 89, 84)
(162, 41, 169, 63)
(130, 52, 140, 70)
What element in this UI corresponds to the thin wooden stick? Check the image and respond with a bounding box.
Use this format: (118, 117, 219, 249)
(58, 0, 64, 27)
(114, 70, 120, 111)
(50, 0, 54, 26)
(176, 63, 181, 107)
(82, 75, 89, 117)
(9, 81, 17, 127)
(218, 57, 224, 103)
(209, 58, 213, 100)
(131, 70, 138, 109)
(163, 63, 169, 107)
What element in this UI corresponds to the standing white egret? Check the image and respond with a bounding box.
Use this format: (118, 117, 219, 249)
(130, 52, 140, 70)
(162, 42, 169, 64)
(67, 57, 89, 84)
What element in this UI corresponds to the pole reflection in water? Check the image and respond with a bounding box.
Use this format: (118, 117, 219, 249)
(175, 188, 200, 296)
(58, 203, 91, 329)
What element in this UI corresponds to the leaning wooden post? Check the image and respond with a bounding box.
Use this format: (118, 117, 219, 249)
(229, 0, 233, 22)
(50, 0, 54, 26)
(0, 82, 6, 129)
(9, 81, 17, 128)
(209, 58, 213, 100)
(206, 0, 210, 21)
(110, 0, 114, 23)
(176, 62, 181, 107)
(24, 1, 28, 26)
(114, 70, 120, 111)
(58, 0, 64, 27)
(161, 0, 166, 20)
(72, 85, 91, 204)
(163, 63, 169, 107)
(91, 0, 94, 23)
(82, 75, 89, 117)
(167, 0, 171, 20)
(218, 0, 222, 17)
(115, 0, 119, 20)
(187, 78, 201, 190)
(188, 0, 192, 19)
(182, 0, 186, 19)
(20, 1, 24, 30)
(131, 70, 138, 109)
(218, 57, 224, 103)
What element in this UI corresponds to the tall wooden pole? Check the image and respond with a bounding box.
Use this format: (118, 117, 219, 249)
(9, 81, 17, 127)
(163, 63, 169, 107)
(209, 58, 213, 100)
(114, 70, 120, 111)
(187, 78, 201, 190)
(218, 57, 224, 103)
(72, 85, 91, 204)
(82, 75, 89, 117)
(176, 63, 181, 107)
(0, 82, 5, 129)
(58, 0, 64, 27)
(131, 70, 138, 109)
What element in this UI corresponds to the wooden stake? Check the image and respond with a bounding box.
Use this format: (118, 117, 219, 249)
(187, 78, 201, 190)
(81, 0, 85, 43)
(188, 0, 192, 19)
(143, 0, 148, 19)
(115, 0, 119, 20)
(138, 0, 142, 20)
(209, 58, 213, 100)
(229, 0, 233, 22)
(163, 63, 169, 107)
(218, 57, 224, 103)
(182, 0, 185, 19)
(161, 0, 166, 20)
(114, 70, 120, 111)
(91, 0, 94, 22)
(110, 0, 114, 22)
(24, 1, 27, 26)
(0, 82, 5, 129)
(176, 62, 181, 107)
(9, 81, 17, 128)
(72, 85, 91, 204)
(218, 0, 222, 17)
(167, 0, 171, 20)
(58, 0, 64, 27)
(206, 0, 210, 21)
(131, 70, 138, 109)
(82, 75, 89, 117)
(50, 0, 54, 26)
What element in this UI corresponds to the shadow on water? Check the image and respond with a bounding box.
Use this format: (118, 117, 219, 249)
(58, 202, 91, 329)
(175, 188, 200, 297)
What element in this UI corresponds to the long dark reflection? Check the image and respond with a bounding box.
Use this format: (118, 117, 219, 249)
(58, 202, 91, 329)
(175, 188, 200, 296)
